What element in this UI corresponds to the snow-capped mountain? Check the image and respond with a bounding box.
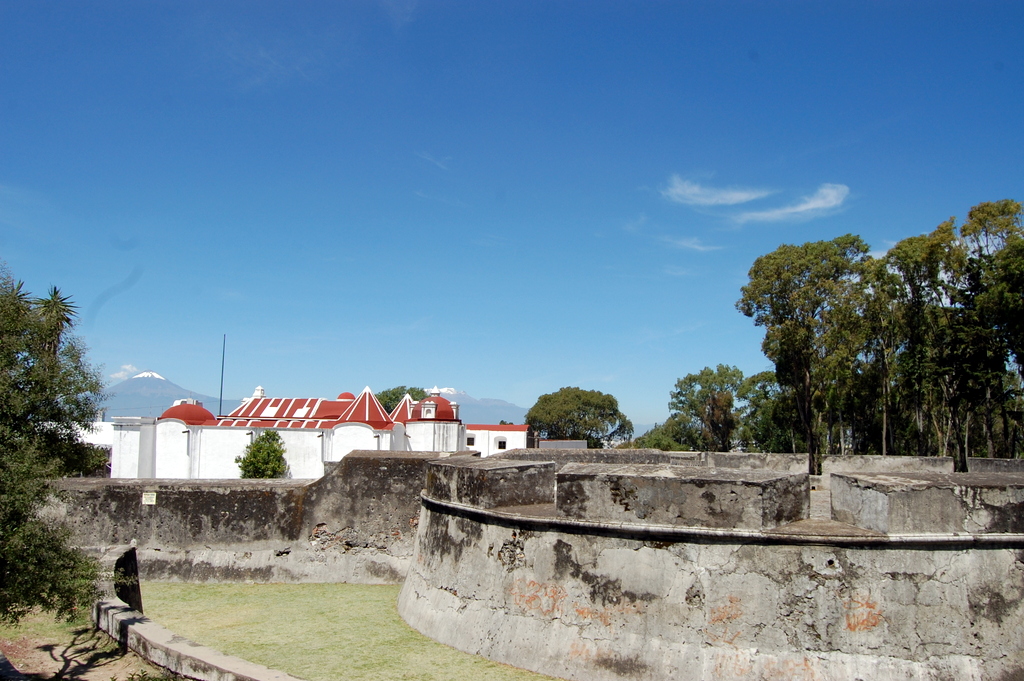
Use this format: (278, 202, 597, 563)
(100, 372, 241, 420)
(435, 388, 528, 425)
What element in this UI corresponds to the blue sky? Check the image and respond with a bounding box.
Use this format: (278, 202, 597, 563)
(2, 1, 1022, 425)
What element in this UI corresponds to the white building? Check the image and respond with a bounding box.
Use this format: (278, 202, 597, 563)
(465, 424, 530, 457)
(107, 386, 513, 479)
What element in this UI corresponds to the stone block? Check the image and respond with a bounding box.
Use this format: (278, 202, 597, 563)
(555, 463, 808, 530)
(831, 472, 1024, 534)
(425, 456, 555, 508)
(823, 455, 952, 477)
(967, 457, 1024, 474)
(97, 545, 143, 613)
(707, 452, 807, 473)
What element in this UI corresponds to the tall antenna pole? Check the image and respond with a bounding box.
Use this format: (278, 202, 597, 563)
(218, 334, 226, 417)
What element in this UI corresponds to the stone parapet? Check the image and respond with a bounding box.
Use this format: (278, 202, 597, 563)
(967, 458, 1024, 474)
(705, 451, 807, 473)
(831, 472, 1024, 534)
(818, 456, 953, 490)
(555, 464, 809, 530)
(425, 456, 556, 508)
(497, 448, 700, 471)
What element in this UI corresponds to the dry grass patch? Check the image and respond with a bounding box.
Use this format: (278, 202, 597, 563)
(142, 582, 554, 681)
(0, 610, 169, 680)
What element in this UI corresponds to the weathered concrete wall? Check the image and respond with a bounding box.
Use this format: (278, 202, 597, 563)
(555, 464, 808, 530)
(831, 472, 1024, 534)
(968, 458, 1024, 474)
(398, 458, 1024, 681)
(426, 456, 556, 508)
(820, 456, 954, 489)
(496, 449, 702, 471)
(400, 506, 1024, 680)
(706, 452, 808, 473)
(55, 451, 445, 584)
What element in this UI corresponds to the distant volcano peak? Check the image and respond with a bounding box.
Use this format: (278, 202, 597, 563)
(131, 371, 166, 380)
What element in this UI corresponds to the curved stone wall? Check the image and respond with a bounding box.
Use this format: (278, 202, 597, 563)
(398, 456, 1024, 681)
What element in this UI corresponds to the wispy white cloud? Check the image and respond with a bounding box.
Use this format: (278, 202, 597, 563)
(737, 183, 849, 223)
(663, 266, 691, 277)
(416, 152, 451, 170)
(661, 175, 772, 206)
(110, 364, 139, 381)
(663, 236, 722, 252)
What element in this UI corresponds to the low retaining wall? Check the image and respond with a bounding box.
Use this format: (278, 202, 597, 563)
(398, 456, 1024, 681)
(94, 599, 301, 681)
(56, 451, 448, 584)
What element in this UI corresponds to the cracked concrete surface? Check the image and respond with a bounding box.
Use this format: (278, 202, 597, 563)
(399, 459, 1024, 681)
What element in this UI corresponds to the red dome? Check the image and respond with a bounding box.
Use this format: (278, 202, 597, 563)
(159, 403, 216, 425)
(337, 392, 356, 400)
(410, 395, 459, 421)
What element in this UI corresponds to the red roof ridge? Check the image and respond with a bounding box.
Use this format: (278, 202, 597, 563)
(340, 386, 394, 429)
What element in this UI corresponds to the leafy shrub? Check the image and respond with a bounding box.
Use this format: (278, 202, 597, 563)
(235, 431, 288, 479)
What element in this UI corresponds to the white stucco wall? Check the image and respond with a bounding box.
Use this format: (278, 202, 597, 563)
(406, 421, 466, 452)
(113, 419, 433, 480)
(465, 428, 528, 457)
(387, 423, 408, 451)
(278, 429, 325, 478)
(154, 420, 190, 478)
(328, 423, 379, 461)
(196, 428, 251, 478)
(111, 424, 141, 478)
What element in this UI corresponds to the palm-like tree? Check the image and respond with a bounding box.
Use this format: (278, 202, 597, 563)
(34, 286, 78, 357)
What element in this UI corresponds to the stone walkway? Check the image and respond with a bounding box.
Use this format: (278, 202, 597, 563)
(809, 488, 831, 519)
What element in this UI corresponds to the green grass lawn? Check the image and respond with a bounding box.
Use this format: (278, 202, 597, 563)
(142, 582, 554, 681)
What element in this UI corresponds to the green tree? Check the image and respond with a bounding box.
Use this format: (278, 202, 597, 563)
(235, 431, 289, 479)
(875, 202, 1024, 467)
(736, 371, 804, 453)
(374, 386, 427, 413)
(668, 365, 745, 451)
(0, 267, 104, 624)
(630, 416, 688, 451)
(737, 235, 870, 474)
(526, 387, 633, 448)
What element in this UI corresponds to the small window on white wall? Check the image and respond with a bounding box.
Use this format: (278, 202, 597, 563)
(467, 436, 476, 446)
(496, 438, 507, 450)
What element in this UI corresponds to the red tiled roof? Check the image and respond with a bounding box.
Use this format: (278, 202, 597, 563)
(340, 387, 393, 429)
(410, 394, 459, 422)
(466, 424, 529, 432)
(389, 394, 416, 423)
(218, 389, 389, 430)
(160, 403, 217, 425)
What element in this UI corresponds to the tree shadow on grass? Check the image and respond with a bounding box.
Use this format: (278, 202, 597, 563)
(31, 624, 124, 680)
